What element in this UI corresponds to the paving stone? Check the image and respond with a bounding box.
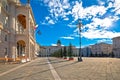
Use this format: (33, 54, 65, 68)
(0, 57, 120, 80)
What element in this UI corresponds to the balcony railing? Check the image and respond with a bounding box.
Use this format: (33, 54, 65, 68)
(16, 31, 25, 34)
(10, 0, 20, 3)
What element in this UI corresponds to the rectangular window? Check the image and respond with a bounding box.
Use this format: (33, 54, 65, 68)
(5, 17, 8, 28)
(6, 5, 8, 11)
(0, 30, 1, 43)
(0, 29, 1, 35)
(5, 48, 7, 55)
(5, 34, 7, 41)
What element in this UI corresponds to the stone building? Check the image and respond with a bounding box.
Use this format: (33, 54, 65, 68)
(113, 36, 120, 58)
(40, 46, 63, 57)
(39, 41, 77, 57)
(39, 41, 63, 57)
(0, 0, 37, 62)
(91, 42, 112, 56)
(81, 46, 92, 57)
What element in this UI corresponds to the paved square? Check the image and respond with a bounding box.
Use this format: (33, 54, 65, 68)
(0, 57, 120, 80)
(50, 57, 120, 80)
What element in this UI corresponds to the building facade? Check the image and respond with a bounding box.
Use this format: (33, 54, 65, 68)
(40, 44, 79, 57)
(113, 36, 120, 58)
(40, 46, 63, 57)
(81, 46, 92, 57)
(91, 42, 112, 57)
(0, 0, 37, 62)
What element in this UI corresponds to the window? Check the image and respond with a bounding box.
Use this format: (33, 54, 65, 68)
(5, 34, 7, 41)
(4, 48, 7, 55)
(2, 1, 9, 12)
(0, 29, 1, 35)
(6, 5, 8, 11)
(5, 17, 8, 28)
(30, 28, 34, 38)
(0, 30, 1, 43)
(2, 15, 8, 28)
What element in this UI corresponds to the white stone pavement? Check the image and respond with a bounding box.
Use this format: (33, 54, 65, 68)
(49, 57, 120, 80)
(0, 57, 61, 80)
(0, 58, 39, 76)
(47, 57, 61, 80)
(0, 58, 54, 80)
(0, 57, 120, 80)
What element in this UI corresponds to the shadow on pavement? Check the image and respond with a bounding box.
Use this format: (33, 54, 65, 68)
(11, 58, 79, 80)
(3, 58, 79, 80)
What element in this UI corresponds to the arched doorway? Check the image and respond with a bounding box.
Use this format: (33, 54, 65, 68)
(17, 40, 26, 57)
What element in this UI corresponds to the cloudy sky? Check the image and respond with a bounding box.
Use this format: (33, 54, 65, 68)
(20, 0, 120, 47)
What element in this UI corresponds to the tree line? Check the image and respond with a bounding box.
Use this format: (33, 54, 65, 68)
(51, 43, 73, 59)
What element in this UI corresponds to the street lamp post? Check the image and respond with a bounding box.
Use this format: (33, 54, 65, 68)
(78, 20, 83, 62)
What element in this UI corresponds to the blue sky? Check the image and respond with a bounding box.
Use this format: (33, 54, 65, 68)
(20, 0, 120, 47)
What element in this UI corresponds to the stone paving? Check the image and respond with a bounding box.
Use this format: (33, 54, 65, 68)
(0, 57, 120, 80)
(0, 63, 21, 74)
(0, 58, 54, 80)
(49, 57, 120, 80)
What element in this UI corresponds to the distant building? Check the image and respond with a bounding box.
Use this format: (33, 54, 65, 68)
(40, 46, 63, 57)
(113, 36, 120, 58)
(82, 46, 92, 57)
(40, 40, 78, 57)
(72, 47, 79, 57)
(91, 42, 112, 57)
(0, 0, 37, 62)
(39, 40, 63, 56)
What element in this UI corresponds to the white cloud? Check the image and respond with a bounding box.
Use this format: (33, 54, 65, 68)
(49, 1, 54, 7)
(62, 0, 70, 9)
(114, 0, 120, 10)
(43, 0, 49, 4)
(42, 0, 120, 40)
(73, 28, 79, 33)
(47, 0, 71, 20)
(43, 16, 55, 25)
(60, 36, 74, 39)
(45, 16, 50, 20)
(92, 17, 113, 29)
(43, 0, 120, 22)
(68, 24, 77, 28)
(48, 19, 55, 24)
(51, 44, 57, 46)
(97, 39, 112, 43)
(76, 46, 84, 48)
(109, 0, 120, 15)
(115, 9, 120, 15)
(82, 29, 120, 39)
(61, 44, 65, 46)
(107, 2, 114, 8)
(107, 0, 115, 2)
(70, 0, 120, 40)
(98, 0, 105, 6)
(51, 43, 64, 46)
(70, 33, 79, 37)
(42, 0, 72, 23)
(71, 2, 107, 22)
(71, 12, 120, 40)
(64, 17, 69, 21)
